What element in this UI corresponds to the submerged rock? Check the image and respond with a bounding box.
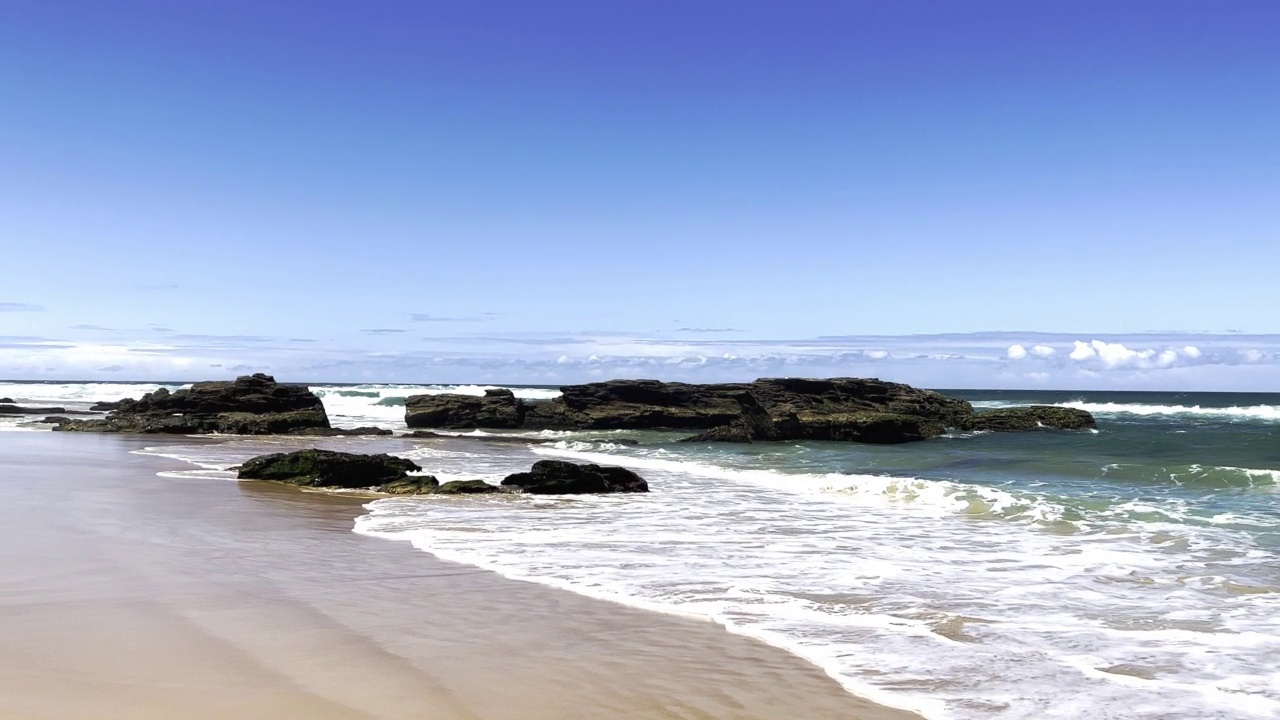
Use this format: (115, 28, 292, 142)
(53, 374, 330, 435)
(434, 479, 504, 494)
(960, 406, 1097, 432)
(404, 388, 524, 429)
(381, 476, 442, 495)
(501, 460, 649, 494)
(403, 430, 554, 445)
(237, 449, 422, 490)
(288, 426, 393, 437)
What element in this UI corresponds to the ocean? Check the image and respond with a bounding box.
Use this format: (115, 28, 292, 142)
(2, 381, 1277, 719)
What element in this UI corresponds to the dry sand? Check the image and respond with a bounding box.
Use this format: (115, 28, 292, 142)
(0, 431, 922, 720)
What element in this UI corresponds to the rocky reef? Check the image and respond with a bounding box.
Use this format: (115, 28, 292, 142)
(53, 374, 332, 434)
(959, 406, 1097, 432)
(402, 377, 1091, 444)
(236, 450, 647, 496)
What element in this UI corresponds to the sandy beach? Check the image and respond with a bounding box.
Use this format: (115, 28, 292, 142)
(0, 431, 920, 720)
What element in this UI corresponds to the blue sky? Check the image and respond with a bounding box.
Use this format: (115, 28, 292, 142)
(2, 1, 1278, 388)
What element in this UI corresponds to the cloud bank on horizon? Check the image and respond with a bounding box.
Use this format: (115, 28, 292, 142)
(1, 330, 1278, 391)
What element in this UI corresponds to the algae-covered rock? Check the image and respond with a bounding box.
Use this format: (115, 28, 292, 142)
(237, 449, 420, 489)
(961, 406, 1097, 432)
(501, 460, 648, 494)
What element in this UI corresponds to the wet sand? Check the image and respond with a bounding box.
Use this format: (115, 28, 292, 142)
(0, 432, 921, 720)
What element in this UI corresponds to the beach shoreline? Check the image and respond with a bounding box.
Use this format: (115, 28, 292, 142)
(0, 431, 921, 720)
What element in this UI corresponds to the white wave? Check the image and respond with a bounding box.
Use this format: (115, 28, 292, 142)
(0, 381, 184, 405)
(354, 446, 1280, 720)
(534, 444, 1067, 521)
(1059, 401, 1280, 421)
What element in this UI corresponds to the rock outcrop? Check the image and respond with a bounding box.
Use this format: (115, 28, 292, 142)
(0, 403, 70, 415)
(406, 377, 1008, 445)
(52, 374, 331, 434)
(501, 460, 649, 494)
(960, 406, 1097, 432)
(404, 388, 524, 429)
(237, 449, 424, 490)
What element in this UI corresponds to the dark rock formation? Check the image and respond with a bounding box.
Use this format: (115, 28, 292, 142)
(0, 404, 68, 415)
(288, 426, 393, 437)
(401, 377, 1096, 445)
(53, 374, 330, 434)
(0, 397, 13, 403)
(90, 400, 122, 411)
(776, 411, 946, 443)
(434, 479, 504, 494)
(237, 449, 422, 490)
(532, 378, 969, 445)
(403, 430, 554, 445)
(501, 460, 649, 494)
(680, 424, 756, 443)
(960, 406, 1097, 432)
(404, 388, 524, 429)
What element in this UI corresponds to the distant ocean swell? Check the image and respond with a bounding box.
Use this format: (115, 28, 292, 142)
(972, 398, 1280, 422)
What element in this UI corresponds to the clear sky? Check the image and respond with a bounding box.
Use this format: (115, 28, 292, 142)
(2, 1, 1279, 388)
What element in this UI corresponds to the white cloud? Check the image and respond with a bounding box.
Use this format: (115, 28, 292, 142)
(3, 331, 1280, 391)
(1065, 340, 1212, 371)
(1069, 341, 1097, 361)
